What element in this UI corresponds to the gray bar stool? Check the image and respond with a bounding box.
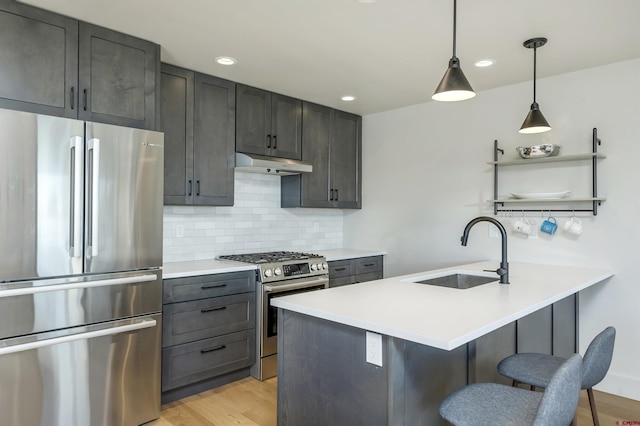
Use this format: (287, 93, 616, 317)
(497, 326, 616, 426)
(440, 353, 582, 425)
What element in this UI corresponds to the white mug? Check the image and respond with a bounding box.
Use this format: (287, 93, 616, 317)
(563, 217, 583, 235)
(513, 218, 532, 235)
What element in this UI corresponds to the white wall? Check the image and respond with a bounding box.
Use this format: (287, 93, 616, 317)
(163, 171, 343, 262)
(344, 58, 640, 400)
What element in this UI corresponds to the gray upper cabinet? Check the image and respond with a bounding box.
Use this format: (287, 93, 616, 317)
(0, 1, 159, 130)
(0, 0, 78, 118)
(161, 64, 235, 206)
(281, 102, 362, 209)
(236, 84, 302, 160)
(78, 23, 159, 130)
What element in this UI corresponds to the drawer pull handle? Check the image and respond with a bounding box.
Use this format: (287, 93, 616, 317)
(334, 267, 346, 272)
(363, 263, 375, 267)
(201, 284, 227, 290)
(201, 345, 226, 354)
(201, 306, 226, 314)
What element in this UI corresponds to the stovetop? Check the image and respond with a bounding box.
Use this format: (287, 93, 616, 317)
(218, 251, 328, 283)
(218, 251, 323, 264)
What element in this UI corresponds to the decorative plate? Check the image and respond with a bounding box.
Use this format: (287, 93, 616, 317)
(510, 190, 571, 199)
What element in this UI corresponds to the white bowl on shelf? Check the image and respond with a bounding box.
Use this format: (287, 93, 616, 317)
(510, 190, 571, 199)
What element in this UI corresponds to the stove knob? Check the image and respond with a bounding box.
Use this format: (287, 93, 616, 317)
(264, 269, 273, 278)
(311, 264, 318, 271)
(322, 262, 328, 270)
(274, 267, 282, 276)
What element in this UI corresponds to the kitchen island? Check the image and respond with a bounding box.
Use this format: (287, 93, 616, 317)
(272, 261, 614, 425)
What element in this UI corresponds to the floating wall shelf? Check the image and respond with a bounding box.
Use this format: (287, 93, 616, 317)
(491, 128, 605, 216)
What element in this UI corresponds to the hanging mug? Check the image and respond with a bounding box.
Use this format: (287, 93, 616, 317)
(540, 216, 558, 235)
(512, 217, 532, 235)
(563, 216, 583, 235)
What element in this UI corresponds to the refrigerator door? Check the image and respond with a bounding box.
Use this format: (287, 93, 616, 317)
(0, 109, 85, 282)
(85, 122, 164, 273)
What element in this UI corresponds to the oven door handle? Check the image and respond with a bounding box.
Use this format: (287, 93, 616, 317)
(263, 278, 328, 292)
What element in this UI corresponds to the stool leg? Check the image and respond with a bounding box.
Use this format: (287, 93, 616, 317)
(587, 388, 599, 426)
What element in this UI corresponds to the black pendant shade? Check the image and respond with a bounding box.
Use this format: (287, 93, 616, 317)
(519, 37, 551, 134)
(432, 0, 475, 102)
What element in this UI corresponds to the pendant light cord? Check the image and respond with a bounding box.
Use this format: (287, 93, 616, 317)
(452, 0, 457, 58)
(532, 45, 537, 103)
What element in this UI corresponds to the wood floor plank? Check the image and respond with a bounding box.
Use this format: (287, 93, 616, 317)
(151, 377, 639, 425)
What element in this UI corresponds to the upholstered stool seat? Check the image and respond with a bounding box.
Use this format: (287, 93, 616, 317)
(440, 354, 582, 426)
(497, 326, 616, 426)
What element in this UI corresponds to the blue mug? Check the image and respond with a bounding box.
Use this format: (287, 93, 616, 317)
(541, 217, 558, 234)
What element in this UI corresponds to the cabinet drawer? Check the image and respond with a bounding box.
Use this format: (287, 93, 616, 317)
(328, 260, 354, 278)
(355, 256, 382, 275)
(163, 271, 255, 303)
(162, 329, 255, 391)
(329, 276, 355, 288)
(354, 271, 382, 284)
(163, 292, 255, 347)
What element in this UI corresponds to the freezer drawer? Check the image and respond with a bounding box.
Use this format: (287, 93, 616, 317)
(0, 270, 161, 340)
(0, 314, 162, 426)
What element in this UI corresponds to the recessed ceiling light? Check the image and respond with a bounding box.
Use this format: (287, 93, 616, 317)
(357, 0, 377, 3)
(215, 56, 237, 66)
(341, 95, 356, 101)
(474, 59, 495, 68)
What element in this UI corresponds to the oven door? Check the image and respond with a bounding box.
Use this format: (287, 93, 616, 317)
(262, 276, 328, 357)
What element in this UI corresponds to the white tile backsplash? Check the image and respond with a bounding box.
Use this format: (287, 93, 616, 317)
(163, 172, 344, 262)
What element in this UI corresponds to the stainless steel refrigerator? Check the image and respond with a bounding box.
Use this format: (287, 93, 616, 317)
(0, 108, 164, 426)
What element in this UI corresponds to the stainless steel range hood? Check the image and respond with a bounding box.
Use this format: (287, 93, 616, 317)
(235, 152, 312, 175)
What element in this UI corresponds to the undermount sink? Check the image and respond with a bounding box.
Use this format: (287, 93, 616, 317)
(405, 272, 498, 290)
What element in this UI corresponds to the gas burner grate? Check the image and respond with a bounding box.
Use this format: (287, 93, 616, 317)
(218, 251, 322, 264)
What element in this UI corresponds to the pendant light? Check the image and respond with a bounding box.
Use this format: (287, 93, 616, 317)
(432, 0, 475, 102)
(519, 37, 551, 134)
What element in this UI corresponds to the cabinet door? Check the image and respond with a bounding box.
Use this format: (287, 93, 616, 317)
(0, 1, 78, 118)
(161, 64, 194, 205)
(193, 73, 235, 206)
(300, 102, 332, 207)
(331, 111, 361, 209)
(78, 22, 159, 130)
(271, 94, 302, 160)
(236, 84, 270, 156)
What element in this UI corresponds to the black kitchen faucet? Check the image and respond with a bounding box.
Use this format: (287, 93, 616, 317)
(460, 216, 509, 284)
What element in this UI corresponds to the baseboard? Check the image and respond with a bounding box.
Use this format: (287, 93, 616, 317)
(161, 368, 251, 404)
(596, 372, 640, 401)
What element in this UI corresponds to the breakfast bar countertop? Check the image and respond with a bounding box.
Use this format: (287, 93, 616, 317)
(271, 261, 614, 350)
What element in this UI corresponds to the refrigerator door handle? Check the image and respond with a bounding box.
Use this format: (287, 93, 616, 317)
(69, 136, 84, 258)
(0, 274, 157, 299)
(88, 138, 100, 258)
(0, 318, 157, 356)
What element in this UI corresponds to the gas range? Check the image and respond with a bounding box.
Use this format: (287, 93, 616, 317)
(218, 251, 328, 284)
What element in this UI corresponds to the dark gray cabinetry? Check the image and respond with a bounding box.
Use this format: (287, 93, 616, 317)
(328, 256, 383, 287)
(161, 64, 235, 206)
(161, 271, 256, 403)
(78, 22, 159, 130)
(0, 1, 159, 129)
(0, 0, 77, 118)
(281, 102, 362, 209)
(235, 84, 302, 160)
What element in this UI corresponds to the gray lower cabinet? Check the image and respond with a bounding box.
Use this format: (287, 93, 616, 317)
(161, 271, 256, 403)
(281, 102, 361, 209)
(328, 256, 383, 287)
(0, 0, 159, 130)
(236, 84, 302, 160)
(161, 63, 235, 206)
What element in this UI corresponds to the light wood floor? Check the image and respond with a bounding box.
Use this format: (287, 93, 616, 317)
(150, 377, 639, 425)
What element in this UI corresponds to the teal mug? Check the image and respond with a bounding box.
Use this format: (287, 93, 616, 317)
(541, 217, 558, 234)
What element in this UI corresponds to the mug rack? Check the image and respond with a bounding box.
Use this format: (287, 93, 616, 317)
(490, 128, 606, 216)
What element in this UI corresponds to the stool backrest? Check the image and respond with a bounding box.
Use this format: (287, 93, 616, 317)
(582, 326, 616, 389)
(532, 354, 582, 426)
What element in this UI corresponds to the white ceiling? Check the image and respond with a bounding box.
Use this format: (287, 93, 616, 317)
(20, 0, 640, 116)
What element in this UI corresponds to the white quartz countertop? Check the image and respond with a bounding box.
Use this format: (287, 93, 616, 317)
(318, 248, 387, 262)
(271, 261, 614, 351)
(162, 259, 256, 279)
